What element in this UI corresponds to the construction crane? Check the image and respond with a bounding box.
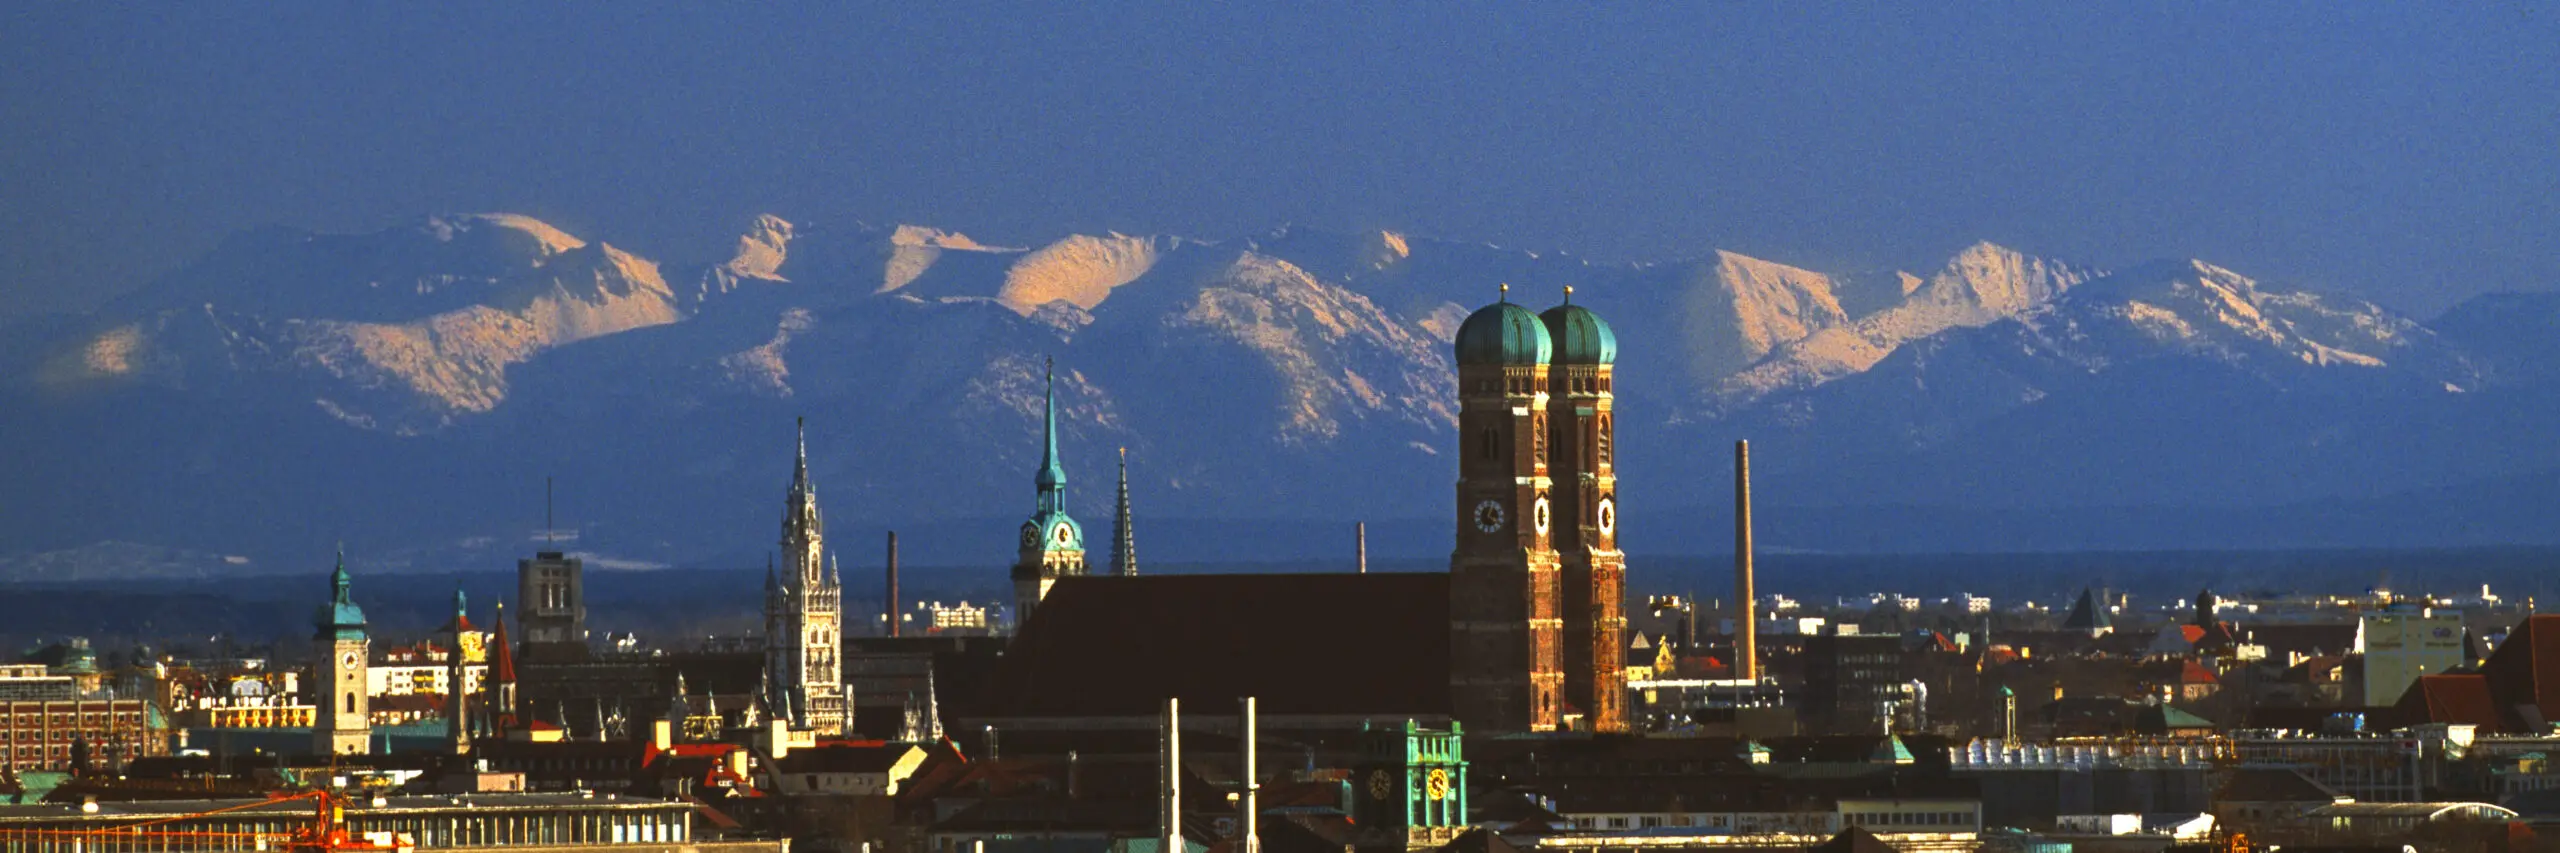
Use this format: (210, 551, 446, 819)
(0, 788, 416, 852)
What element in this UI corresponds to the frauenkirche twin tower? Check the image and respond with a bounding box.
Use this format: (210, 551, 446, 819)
(1448, 285, 1629, 733)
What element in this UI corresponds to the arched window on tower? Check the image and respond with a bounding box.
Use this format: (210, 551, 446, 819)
(345, 692, 356, 714)
(1480, 428, 1498, 461)
(1597, 416, 1612, 464)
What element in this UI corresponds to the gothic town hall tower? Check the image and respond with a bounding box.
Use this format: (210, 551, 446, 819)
(766, 418, 848, 736)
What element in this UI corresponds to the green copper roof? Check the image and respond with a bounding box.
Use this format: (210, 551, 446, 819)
(1870, 734, 1915, 764)
(313, 550, 368, 639)
(1539, 295, 1616, 365)
(1027, 509, 1084, 553)
(1454, 298, 1551, 366)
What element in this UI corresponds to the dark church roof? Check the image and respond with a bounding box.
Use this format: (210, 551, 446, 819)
(977, 573, 1450, 719)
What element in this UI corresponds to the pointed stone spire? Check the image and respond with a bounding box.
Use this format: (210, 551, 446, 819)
(785, 417, 823, 543)
(1111, 447, 1136, 576)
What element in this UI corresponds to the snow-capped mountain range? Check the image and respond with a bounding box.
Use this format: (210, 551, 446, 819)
(7, 213, 2557, 574)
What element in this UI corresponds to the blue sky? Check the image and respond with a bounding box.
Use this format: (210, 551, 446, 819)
(2, 2, 2554, 317)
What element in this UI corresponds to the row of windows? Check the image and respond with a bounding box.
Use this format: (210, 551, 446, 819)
(1843, 811, 1975, 828)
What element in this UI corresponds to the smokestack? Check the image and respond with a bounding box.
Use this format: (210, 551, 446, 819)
(1162, 698, 1182, 853)
(1242, 697, 1259, 853)
(886, 532, 901, 638)
(1735, 440, 1758, 683)
(1356, 522, 1368, 574)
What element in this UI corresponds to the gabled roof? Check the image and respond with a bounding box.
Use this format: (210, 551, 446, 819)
(2180, 661, 2220, 685)
(2062, 589, 2111, 631)
(2484, 615, 2560, 730)
(2217, 767, 2350, 804)
(980, 573, 1449, 718)
(2387, 673, 2504, 731)
(1813, 826, 1899, 853)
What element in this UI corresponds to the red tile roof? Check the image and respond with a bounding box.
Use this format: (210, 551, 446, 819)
(2484, 614, 2560, 729)
(2390, 674, 2503, 731)
(2180, 661, 2220, 685)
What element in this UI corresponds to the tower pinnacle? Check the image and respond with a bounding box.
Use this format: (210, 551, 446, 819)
(1036, 358, 1067, 508)
(1111, 447, 1136, 576)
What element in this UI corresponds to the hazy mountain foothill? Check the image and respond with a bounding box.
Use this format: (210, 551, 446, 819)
(7, 213, 2558, 582)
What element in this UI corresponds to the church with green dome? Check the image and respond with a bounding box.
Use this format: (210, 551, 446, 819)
(1012, 358, 1089, 626)
(1447, 284, 1630, 734)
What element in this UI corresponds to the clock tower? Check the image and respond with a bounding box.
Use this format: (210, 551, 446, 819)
(1447, 288, 1564, 733)
(1012, 359, 1087, 628)
(312, 551, 372, 756)
(1542, 289, 1628, 732)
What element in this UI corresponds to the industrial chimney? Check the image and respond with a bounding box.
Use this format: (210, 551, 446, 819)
(886, 531, 901, 638)
(1735, 440, 1758, 683)
(1356, 522, 1368, 574)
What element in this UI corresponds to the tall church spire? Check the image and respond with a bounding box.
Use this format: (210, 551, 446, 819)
(1036, 358, 1066, 512)
(1013, 357, 1088, 627)
(1111, 447, 1136, 576)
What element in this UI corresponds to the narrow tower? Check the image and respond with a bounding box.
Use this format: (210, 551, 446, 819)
(1111, 448, 1137, 576)
(1447, 285, 1565, 733)
(490, 601, 518, 734)
(1734, 440, 1758, 683)
(1542, 287, 1628, 732)
(443, 586, 478, 755)
(765, 418, 848, 735)
(1013, 359, 1088, 626)
(312, 551, 373, 756)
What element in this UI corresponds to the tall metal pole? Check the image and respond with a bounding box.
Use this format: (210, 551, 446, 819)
(886, 531, 902, 638)
(1735, 440, 1758, 683)
(1242, 697, 1259, 853)
(1163, 698, 1182, 853)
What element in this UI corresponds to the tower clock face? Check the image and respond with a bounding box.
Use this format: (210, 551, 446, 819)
(339, 651, 360, 671)
(1020, 523, 1040, 548)
(1597, 497, 1617, 537)
(1426, 768, 1452, 801)
(1368, 769, 1393, 800)
(1472, 500, 1506, 534)
(1054, 523, 1073, 545)
(1532, 496, 1551, 535)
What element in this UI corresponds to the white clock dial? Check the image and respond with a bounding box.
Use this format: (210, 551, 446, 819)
(1597, 497, 1617, 537)
(340, 651, 360, 670)
(1054, 523, 1073, 544)
(1473, 500, 1506, 534)
(1532, 495, 1551, 535)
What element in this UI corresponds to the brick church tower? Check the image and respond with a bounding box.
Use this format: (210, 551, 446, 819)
(1542, 288, 1628, 732)
(1447, 287, 1564, 732)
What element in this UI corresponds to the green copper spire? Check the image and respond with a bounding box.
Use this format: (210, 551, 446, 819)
(314, 548, 368, 639)
(1036, 358, 1066, 511)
